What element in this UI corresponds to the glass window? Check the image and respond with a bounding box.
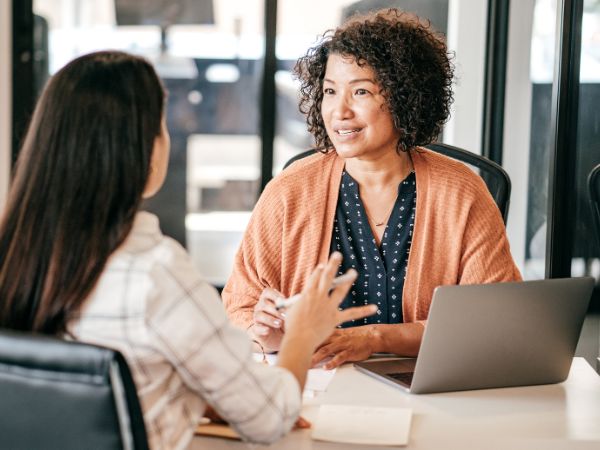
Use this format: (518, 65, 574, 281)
(502, 0, 558, 279)
(503, 0, 599, 282)
(572, 0, 600, 281)
(573, 0, 600, 367)
(33, 0, 263, 286)
(31, 0, 498, 287)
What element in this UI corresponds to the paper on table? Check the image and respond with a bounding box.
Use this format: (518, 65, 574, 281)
(252, 352, 278, 365)
(312, 405, 412, 446)
(305, 367, 336, 392)
(252, 353, 336, 394)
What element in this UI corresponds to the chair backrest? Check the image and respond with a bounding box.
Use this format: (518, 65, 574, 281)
(588, 164, 600, 249)
(0, 329, 149, 450)
(283, 143, 511, 223)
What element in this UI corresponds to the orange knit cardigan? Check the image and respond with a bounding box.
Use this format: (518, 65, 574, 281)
(223, 148, 522, 329)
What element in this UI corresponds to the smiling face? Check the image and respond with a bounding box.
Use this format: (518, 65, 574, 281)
(321, 53, 400, 160)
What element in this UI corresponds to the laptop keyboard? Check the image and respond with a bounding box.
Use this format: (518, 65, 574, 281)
(386, 371, 414, 386)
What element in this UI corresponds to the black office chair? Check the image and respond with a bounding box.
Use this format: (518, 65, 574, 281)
(283, 143, 512, 223)
(588, 164, 600, 249)
(0, 329, 149, 450)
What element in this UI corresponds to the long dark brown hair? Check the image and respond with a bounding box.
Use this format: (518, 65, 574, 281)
(0, 51, 165, 334)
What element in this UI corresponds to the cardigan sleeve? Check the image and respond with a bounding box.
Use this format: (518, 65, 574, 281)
(222, 181, 286, 329)
(391, 150, 522, 328)
(458, 177, 522, 285)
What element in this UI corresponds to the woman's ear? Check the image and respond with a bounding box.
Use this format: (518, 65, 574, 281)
(143, 118, 171, 199)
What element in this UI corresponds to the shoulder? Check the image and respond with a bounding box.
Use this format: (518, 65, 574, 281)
(272, 150, 336, 186)
(116, 212, 190, 270)
(281, 149, 336, 173)
(413, 147, 490, 201)
(259, 150, 338, 206)
(79, 214, 224, 349)
(114, 213, 220, 306)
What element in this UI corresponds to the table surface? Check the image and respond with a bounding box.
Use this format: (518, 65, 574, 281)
(190, 357, 600, 450)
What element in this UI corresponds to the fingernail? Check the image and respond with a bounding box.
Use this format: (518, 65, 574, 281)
(280, 312, 286, 319)
(273, 320, 281, 327)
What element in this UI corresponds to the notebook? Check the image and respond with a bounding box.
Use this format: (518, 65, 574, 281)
(355, 277, 594, 394)
(312, 405, 412, 446)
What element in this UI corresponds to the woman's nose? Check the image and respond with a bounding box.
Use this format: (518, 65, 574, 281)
(331, 96, 354, 120)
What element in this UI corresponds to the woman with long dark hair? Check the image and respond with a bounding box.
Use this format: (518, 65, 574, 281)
(0, 50, 374, 449)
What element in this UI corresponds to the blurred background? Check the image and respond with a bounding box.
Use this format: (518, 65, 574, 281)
(2, 0, 600, 364)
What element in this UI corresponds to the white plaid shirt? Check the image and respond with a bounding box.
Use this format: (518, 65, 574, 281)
(68, 212, 301, 450)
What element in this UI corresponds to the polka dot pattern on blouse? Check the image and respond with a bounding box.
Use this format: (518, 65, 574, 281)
(330, 170, 416, 327)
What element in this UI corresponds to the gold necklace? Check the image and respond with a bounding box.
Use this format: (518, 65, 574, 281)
(366, 199, 396, 227)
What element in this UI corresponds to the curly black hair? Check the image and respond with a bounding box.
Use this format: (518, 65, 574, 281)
(293, 8, 454, 153)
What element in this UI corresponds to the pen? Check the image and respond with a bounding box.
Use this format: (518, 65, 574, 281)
(275, 271, 357, 311)
(274, 293, 302, 311)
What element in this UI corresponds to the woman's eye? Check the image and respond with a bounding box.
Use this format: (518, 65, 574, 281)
(355, 88, 369, 95)
(323, 88, 335, 95)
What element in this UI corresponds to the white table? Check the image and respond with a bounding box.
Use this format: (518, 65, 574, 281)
(190, 358, 600, 449)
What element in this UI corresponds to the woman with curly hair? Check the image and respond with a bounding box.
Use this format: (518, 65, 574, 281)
(223, 9, 521, 368)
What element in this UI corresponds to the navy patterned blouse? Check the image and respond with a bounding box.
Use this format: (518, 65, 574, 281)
(330, 170, 417, 327)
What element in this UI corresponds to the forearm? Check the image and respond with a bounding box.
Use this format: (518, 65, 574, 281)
(277, 332, 318, 391)
(370, 323, 424, 357)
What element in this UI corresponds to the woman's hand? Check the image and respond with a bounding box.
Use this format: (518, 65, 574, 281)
(311, 326, 380, 369)
(293, 416, 311, 429)
(283, 253, 377, 351)
(276, 252, 376, 393)
(203, 405, 226, 424)
(250, 288, 286, 353)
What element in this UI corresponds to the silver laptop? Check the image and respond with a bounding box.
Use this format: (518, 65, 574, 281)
(354, 277, 594, 394)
